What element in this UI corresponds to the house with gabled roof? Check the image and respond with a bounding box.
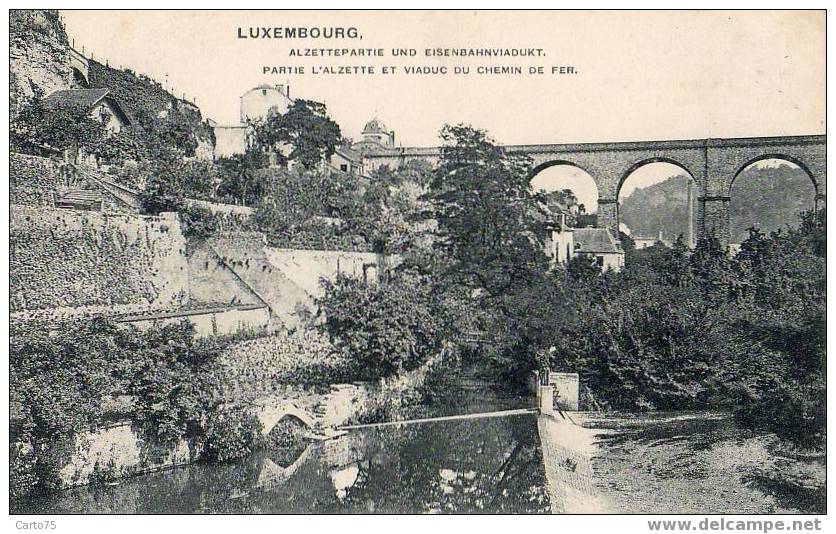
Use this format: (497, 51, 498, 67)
(43, 88, 132, 135)
(572, 227, 625, 272)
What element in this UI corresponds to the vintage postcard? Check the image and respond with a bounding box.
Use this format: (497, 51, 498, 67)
(6, 7, 827, 525)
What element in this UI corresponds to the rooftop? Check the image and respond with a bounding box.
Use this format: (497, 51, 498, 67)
(43, 88, 132, 125)
(44, 88, 110, 110)
(574, 227, 624, 254)
(363, 117, 389, 134)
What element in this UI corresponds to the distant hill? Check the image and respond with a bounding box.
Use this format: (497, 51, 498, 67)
(728, 164, 816, 243)
(620, 174, 698, 242)
(619, 165, 817, 244)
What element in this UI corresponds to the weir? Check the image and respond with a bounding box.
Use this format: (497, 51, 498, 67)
(337, 408, 537, 430)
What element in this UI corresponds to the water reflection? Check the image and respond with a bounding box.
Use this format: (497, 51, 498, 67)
(15, 400, 549, 514)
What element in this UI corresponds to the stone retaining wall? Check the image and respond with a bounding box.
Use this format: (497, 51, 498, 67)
(10, 206, 189, 313)
(117, 304, 270, 339)
(10, 153, 64, 207)
(51, 352, 440, 489)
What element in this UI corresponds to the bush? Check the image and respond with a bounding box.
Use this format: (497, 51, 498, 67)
(209, 329, 350, 401)
(318, 272, 454, 380)
(202, 408, 263, 464)
(10, 318, 231, 498)
(513, 211, 827, 447)
(9, 443, 38, 500)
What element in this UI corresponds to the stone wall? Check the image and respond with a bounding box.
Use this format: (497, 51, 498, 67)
(53, 346, 442, 489)
(58, 423, 199, 489)
(208, 233, 398, 329)
(264, 247, 391, 298)
(10, 206, 189, 313)
(187, 240, 264, 308)
(551, 373, 580, 411)
(10, 153, 64, 207)
(184, 198, 255, 217)
(208, 232, 315, 328)
(529, 370, 580, 411)
(118, 305, 270, 339)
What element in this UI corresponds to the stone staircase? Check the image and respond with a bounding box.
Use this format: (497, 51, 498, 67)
(207, 233, 316, 330)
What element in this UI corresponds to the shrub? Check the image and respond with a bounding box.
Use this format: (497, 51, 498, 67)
(318, 272, 453, 380)
(201, 408, 263, 464)
(209, 329, 350, 401)
(9, 443, 38, 500)
(10, 318, 230, 497)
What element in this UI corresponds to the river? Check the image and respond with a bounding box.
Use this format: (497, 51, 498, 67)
(14, 372, 552, 514)
(13, 373, 824, 514)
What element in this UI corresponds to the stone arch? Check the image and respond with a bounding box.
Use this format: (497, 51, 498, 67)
(729, 153, 819, 197)
(256, 402, 316, 436)
(528, 159, 597, 181)
(616, 157, 703, 200)
(727, 155, 820, 244)
(616, 158, 701, 246)
(70, 66, 89, 88)
(528, 160, 600, 218)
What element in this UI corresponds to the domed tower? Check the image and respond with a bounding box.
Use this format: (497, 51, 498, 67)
(360, 117, 395, 147)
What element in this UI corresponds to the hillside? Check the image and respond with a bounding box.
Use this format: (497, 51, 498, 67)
(728, 164, 816, 243)
(87, 59, 215, 157)
(620, 165, 817, 244)
(10, 9, 214, 159)
(620, 174, 698, 241)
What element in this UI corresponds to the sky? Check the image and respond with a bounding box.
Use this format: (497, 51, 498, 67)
(61, 10, 824, 209)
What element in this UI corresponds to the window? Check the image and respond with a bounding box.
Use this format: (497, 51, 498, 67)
(596, 256, 605, 266)
(340, 164, 348, 172)
(262, 89, 267, 96)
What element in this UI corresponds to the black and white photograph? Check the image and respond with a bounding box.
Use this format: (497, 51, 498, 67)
(5, 6, 829, 525)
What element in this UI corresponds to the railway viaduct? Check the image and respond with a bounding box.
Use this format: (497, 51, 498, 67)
(363, 134, 826, 245)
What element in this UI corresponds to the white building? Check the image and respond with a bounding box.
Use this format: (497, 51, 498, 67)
(633, 231, 673, 250)
(240, 84, 293, 123)
(573, 227, 625, 272)
(543, 208, 575, 264)
(212, 84, 293, 159)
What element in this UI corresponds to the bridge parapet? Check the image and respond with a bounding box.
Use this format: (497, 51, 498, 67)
(69, 47, 89, 86)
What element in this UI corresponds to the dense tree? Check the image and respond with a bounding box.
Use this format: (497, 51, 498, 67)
(215, 148, 271, 206)
(150, 109, 201, 158)
(11, 96, 106, 155)
(425, 125, 548, 300)
(252, 99, 341, 169)
(318, 271, 465, 379)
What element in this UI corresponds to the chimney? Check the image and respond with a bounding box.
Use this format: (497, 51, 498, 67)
(686, 180, 694, 248)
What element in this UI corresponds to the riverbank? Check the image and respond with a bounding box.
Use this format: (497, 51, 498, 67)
(536, 411, 825, 514)
(12, 365, 550, 514)
(581, 412, 826, 514)
(11, 341, 447, 503)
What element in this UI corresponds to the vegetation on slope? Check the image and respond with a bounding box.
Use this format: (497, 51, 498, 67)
(620, 165, 816, 244)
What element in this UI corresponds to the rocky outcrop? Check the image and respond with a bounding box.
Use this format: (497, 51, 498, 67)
(10, 10, 72, 110)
